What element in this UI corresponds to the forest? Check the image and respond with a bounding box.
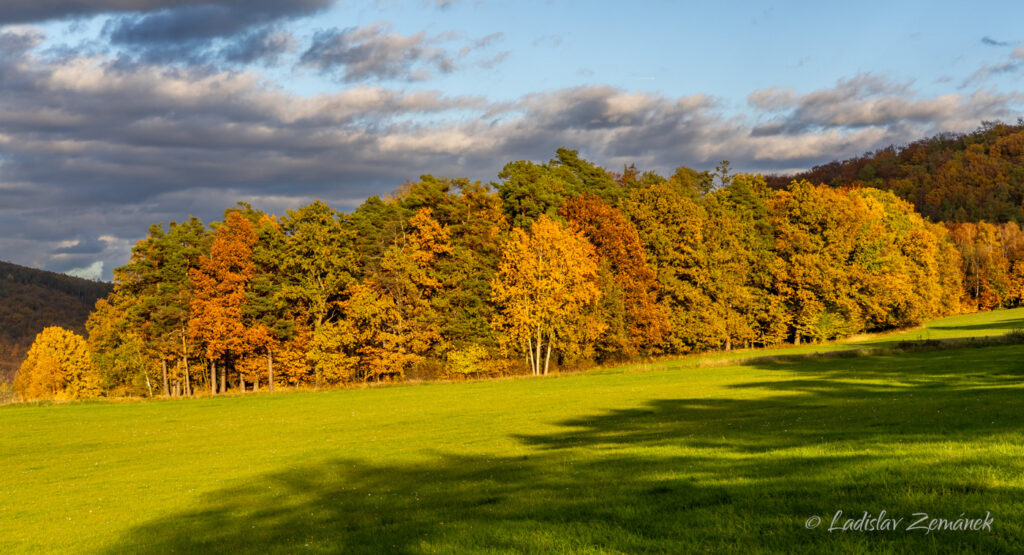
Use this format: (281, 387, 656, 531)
(768, 121, 1024, 222)
(14, 127, 1024, 400)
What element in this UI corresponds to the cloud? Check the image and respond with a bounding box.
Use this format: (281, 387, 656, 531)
(963, 48, 1024, 87)
(0, 40, 1021, 280)
(93, 0, 329, 65)
(0, 0, 332, 25)
(300, 22, 504, 82)
(0, 25, 43, 53)
(64, 261, 104, 281)
(746, 74, 1021, 137)
(0, 0, 197, 24)
(533, 35, 563, 48)
(220, 28, 295, 66)
(982, 36, 1014, 47)
(53, 237, 108, 255)
(105, 1, 328, 45)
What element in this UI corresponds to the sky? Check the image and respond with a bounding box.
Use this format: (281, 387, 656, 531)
(1, 0, 1023, 282)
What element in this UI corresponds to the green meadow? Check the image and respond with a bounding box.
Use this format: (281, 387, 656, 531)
(3, 308, 1024, 553)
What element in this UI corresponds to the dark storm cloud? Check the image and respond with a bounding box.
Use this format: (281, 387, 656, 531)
(104, 0, 328, 45)
(0, 0, 202, 24)
(300, 23, 503, 82)
(97, 0, 329, 65)
(0, 0, 331, 25)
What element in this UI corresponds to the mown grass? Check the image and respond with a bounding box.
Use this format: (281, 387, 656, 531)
(598, 306, 1024, 374)
(1, 308, 1023, 553)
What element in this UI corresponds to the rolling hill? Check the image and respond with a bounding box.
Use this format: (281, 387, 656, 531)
(0, 260, 112, 381)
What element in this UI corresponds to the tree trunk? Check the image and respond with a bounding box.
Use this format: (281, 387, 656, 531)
(161, 359, 169, 396)
(535, 328, 542, 377)
(543, 342, 552, 376)
(219, 363, 226, 393)
(794, 333, 801, 346)
(526, 338, 536, 376)
(209, 359, 216, 395)
(267, 352, 274, 393)
(144, 370, 153, 398)
(180, 333, 191, 396)
(183, 356, 192, 396)
(725, 337, 731, 351)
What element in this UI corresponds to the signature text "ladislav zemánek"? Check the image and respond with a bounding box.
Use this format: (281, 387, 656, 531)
(824, 510, 993, 534)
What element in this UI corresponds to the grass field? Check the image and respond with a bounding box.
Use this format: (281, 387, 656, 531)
(2, 309, 1024, 553)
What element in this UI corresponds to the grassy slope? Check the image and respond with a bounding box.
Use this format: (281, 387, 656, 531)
(601, 307, 1024, 374)
(1, 309, 1023, 553)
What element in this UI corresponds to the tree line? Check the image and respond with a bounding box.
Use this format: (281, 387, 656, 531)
(14, 148, 996, 400)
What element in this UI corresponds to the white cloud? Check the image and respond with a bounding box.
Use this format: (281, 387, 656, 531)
(64, 261, 103, 281)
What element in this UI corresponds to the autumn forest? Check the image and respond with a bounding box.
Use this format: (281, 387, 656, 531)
(14, 123, 1024, 401)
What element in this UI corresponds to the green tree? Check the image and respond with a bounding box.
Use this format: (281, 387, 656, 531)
(496, 148, 621, 228)
(114, 217, 209, 396)
(86, 294, 155, 396)
(278, 201, 358, 387)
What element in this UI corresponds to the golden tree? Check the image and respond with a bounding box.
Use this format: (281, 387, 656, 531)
(491, 215, 604, 375)
(15, 327, 99, 400)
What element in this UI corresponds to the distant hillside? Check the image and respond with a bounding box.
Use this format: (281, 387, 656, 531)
(766, 121, 1024, 223)
(0, 260, 112, 381)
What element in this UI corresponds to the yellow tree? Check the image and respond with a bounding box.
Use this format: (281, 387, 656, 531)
(491, 215, 604, 375)
(15, 327, 99, 400)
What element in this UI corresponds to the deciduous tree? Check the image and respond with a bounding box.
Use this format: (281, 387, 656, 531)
(491, 215, 604, 375)
(15, 327, 99, 400)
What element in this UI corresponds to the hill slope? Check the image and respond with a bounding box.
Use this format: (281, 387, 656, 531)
(767, 121, 1024, 222)
(0, 260, 112, 381)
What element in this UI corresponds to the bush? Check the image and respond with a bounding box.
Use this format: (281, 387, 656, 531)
(446, 345, 490, 378)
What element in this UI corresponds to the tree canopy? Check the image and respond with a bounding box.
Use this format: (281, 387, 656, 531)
(15, 140, 1013, 400)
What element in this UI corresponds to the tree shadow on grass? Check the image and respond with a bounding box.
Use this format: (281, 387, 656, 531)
(106, 346, 1024, 553)
(925, 316, 1024, 332)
